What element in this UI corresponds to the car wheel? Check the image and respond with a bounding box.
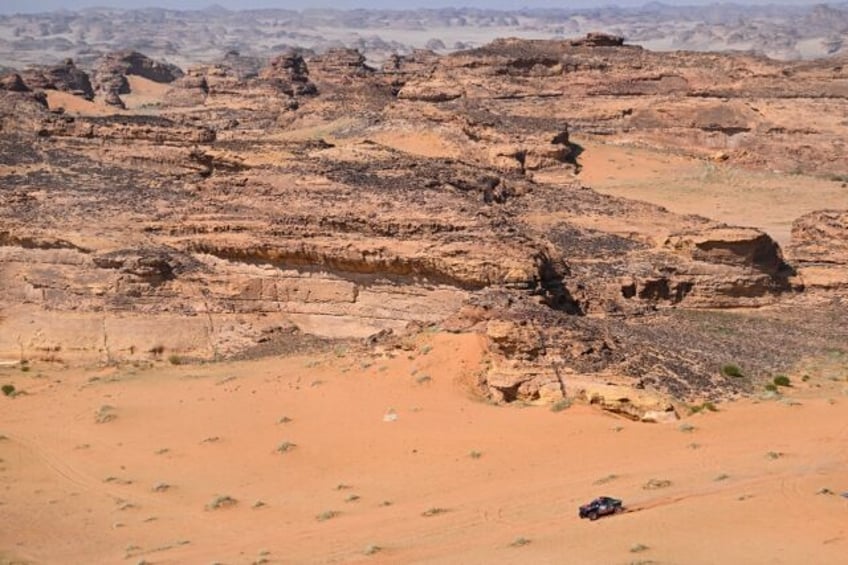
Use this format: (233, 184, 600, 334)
(615, 506, 623, 514)
(589, 512, 599, 521)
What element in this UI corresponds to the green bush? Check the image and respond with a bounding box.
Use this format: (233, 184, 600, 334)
(721, 364, 744, 378)
(550, 398, 573, 412)
(773, 375, 791, 387)
(1, 384, 15, 396)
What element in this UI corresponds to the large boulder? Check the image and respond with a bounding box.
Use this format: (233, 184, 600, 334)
(789, 209, 848, 290)
(260, 50, 318, 96)
(20, 59, 94, 99)
(665, 227, 786, 274)
(94, 51, 183, 108)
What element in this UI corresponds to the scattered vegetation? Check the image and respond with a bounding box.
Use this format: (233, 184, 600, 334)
(678, 423, 696, 433)
(206, 495, 237, 510)
(642, 479, 672, 490)
(345, 494, 361, 503)
(689, 401, 718, 414)
(594, 474, 618, 485)
(765, 451, 784, 460)
(421, 507, 449, 517)
(773, 375, 791, 387)
(316, 510, 339, 522)
(714, 473, 730, 481)
(550, 398, 573, 412)
(510, 537, 531, 547)
(764, 383, 779, 392)
(630, 543, 650, 553)
(721, 364, 744, 378)
(1, 384, 15, 397)
(415, 374, 432, 384)
(167, 354, 183, 365)
(277, 416, 293, 424)
(276, 441, 297, 453)
(152, 482, 171, 492)
(95, 405, 117, 424)
(469, 450, 483, 459)
(364, 544, 382, 556)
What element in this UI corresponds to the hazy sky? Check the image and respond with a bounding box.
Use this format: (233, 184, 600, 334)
(0, 0, 833, 15)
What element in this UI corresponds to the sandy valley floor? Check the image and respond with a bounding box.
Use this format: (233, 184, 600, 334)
(1, 332, 847, 564)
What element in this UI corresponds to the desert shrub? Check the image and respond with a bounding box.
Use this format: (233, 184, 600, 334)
(764, 383, 778, 392)
(276, 441, 296, 453)
(510, 537, 531, 547)
(550, 398, 573, 412)
(630, 543, 650, 553)
(1, 384, 15, 396)
(690, 401, 718, 414)
(721, 364, 744, 378)
(643, 478, 672, 490)
(168, 354, 182, 365)
(206, 495, 237, 510)
(316, 510, 339, 522)
(773, 375, 791, 387)
(421, 507, 449, 517)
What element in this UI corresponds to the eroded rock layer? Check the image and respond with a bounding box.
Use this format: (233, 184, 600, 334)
(1, 37, 846, 414)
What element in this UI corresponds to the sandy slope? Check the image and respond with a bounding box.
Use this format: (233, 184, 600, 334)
(1, 332, 846, 564)
(572, 137, 848, 246)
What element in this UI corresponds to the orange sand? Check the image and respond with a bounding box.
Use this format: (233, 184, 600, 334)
(1, 332, 846, 564)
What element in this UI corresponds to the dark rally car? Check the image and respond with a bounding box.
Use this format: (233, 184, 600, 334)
(579, 496, 624, 520)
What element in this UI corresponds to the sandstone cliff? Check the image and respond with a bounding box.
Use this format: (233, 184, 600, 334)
(1, 36, 846, 415)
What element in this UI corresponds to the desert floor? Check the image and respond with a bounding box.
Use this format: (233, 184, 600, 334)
(1, 332, 847, 564)
(572, 136, 848, 247)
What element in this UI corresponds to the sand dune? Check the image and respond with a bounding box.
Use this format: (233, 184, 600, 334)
(1, 332, 846, 564)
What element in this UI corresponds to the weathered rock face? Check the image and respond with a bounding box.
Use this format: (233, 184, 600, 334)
(396, 35, 848, 176)
(308, 48, 374, 81)
(0, 73, 29, 92)
(93, 50, 184, 108)
(260, 50, 318, 96)
(1, 35, 846, 413)
(382, 49, 439, 95)
(570, 32, 626, 47)
(790, 209, 848, 290)
(19, 59, 94, 99)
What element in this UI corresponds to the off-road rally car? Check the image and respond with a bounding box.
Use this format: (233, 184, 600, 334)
(579, 496, 624, 520)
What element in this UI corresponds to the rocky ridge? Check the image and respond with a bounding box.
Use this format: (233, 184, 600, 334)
(1, 36, 846, 417)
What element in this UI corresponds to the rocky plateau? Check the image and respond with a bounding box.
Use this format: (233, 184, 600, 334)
(1, 33, 847, 419)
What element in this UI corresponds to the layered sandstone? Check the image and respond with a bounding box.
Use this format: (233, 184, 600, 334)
(1, 36, 846, 414)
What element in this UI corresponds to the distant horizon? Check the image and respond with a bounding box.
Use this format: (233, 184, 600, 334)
(0, 0, 842, 16)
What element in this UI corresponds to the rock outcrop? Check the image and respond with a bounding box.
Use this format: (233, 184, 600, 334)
(19, 59, 94, 99)
(93, 50, 184, 108)
(790, 210, 848, 290)
(1, 35, 846, 415)
(259, 50, 318, 96)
